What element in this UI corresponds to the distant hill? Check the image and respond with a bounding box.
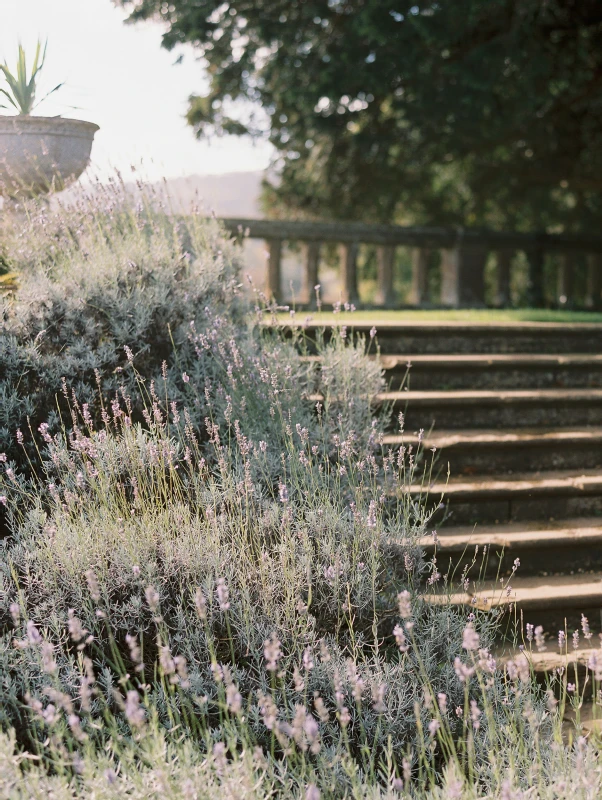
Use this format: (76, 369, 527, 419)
(55, 170, 263, 218)
(148, 171, 263, 217)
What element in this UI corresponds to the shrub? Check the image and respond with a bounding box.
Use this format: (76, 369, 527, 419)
(0, 187, 385, 484)
(0, 185, 581, 799)
(0, 188, 240, 473)
(0, 388, 549, 798)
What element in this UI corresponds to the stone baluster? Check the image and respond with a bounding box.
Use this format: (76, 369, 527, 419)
(305, 241, 321, 308)
(585, 253, 602, 310)
(526, 247, 545, 308)
(494, 250, 513, 308)
(376, 245, 396, 307)
(339, 242, 360, 306)
(440, 238, 488, 307)
(409, 247, 431, 306)
(266, 238, 283, 302)
(557, 253, 574, 307)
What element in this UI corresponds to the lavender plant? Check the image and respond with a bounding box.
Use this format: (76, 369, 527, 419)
(0, 183, 384, 484)
(0, 394, 551, 798)
(0, 183, 594, 798)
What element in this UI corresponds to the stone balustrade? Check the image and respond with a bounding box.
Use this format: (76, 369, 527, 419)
(220, 218, 602, 309)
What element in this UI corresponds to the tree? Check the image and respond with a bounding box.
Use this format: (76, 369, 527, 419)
(117, 0, 602, 228)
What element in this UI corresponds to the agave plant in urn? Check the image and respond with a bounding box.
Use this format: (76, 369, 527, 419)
(0, 40, 98, 199)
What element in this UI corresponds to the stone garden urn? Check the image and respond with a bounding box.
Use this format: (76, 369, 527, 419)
(0, 116, 99, 198)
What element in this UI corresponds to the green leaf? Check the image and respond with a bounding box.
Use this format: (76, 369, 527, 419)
(32, 82, 64, 113)
(0, 38, 58, 115)
(0, 87, 19, 111)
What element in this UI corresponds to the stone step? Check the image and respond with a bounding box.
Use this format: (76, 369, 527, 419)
(421, 518, 602, 577)
(495, 647, 600, 685)
(303, 353, 602, 390)
(410, 470, 602, 524)
(385, 428, 602, 474)
(301, 319, 602, 632)
(381, 353, 602, 391)
(293, 321, 602, 354)
(434, 572, 602, 632)
(381, 388, 602, 429)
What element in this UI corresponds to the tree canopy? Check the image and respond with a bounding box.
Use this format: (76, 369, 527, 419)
(118, 0, 602, 229)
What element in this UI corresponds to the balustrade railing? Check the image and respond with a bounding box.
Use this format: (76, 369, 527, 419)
(220, 218, 602, 310)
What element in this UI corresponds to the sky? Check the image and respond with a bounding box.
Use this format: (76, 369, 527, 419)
(0, 0, 272, 180)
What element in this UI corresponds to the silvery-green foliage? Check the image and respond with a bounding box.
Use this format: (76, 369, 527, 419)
(0, 185, 565, 798)
(2, 404, 423, 648)
(0, 189, 244, 474)
(0, 644, 590, 800)
(0, 188, 385, 487)
(0, 385, 548, 797)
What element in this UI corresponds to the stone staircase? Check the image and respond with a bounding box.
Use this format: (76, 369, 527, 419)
(315, 321, 602, 635)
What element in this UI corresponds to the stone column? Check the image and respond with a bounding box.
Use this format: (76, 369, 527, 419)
(526, 248, 545, 308)
(440, 242, 488, 307)
(305, 241, 321, 308)
(557, 254, 574, 307)
(376, 244, 396, 307)
(585, 253, 602, 310)
(494, 250, 513, 308)
(266, 238, 283, 302)
(339, 242, 360, 306)
(410, 247, 431, 306)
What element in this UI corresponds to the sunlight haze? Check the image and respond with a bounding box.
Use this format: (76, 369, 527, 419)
(0, 0, 272, 180)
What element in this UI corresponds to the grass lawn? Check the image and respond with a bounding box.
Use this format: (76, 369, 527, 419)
(276, 308, 602, 324)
